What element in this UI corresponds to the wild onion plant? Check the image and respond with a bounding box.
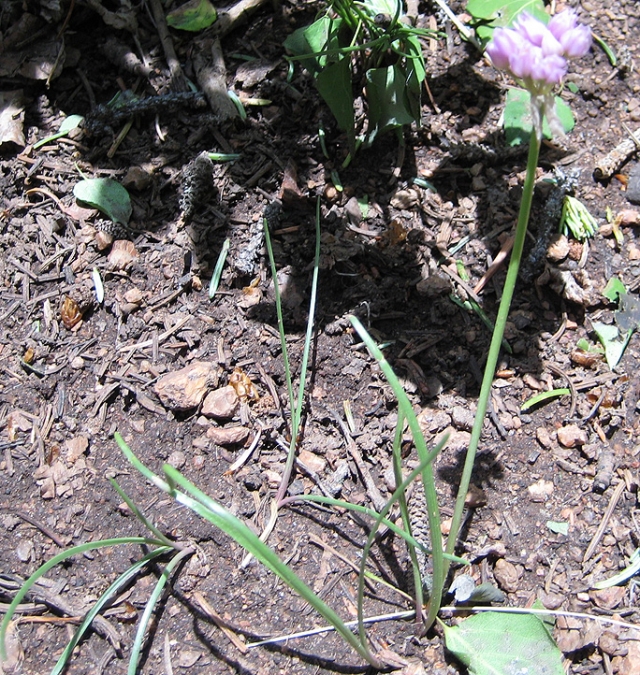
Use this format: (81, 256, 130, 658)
(443, 8, 592, 577)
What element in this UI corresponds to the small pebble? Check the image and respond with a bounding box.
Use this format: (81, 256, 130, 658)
(493, 559, 522, 593)
(528, 478, 554, 502)
(70, 356, 85, 370)
(557, 423, 588, 448)
(167, 450, 186, 470)
(626, 162, 640, 204)
(451, 406, 475, 432)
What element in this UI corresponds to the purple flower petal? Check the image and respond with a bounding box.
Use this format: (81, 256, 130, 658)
(514, 12, 547, 47)
(548, 9, 579, 41)
(560, 25, 592, 58)
(530, 54, 567, 85)
(509, 44, 536, 79)
(486, 28, 520, 70)
(540, 31, 563, 57)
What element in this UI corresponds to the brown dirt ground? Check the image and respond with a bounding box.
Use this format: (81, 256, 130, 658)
(2, 0, 640, 673)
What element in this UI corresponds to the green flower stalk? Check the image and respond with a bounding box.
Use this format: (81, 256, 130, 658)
(445, 10, 592, 570)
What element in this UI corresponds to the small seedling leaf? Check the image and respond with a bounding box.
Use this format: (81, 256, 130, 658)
(443, 611, 564, 675)
(166, 0, 217, 32)
(594, 548, 640, 589)
(603, 277, 627, 303)
(592, 321, 632, 370)
(576, 337, 602, 353)
(560, 196, 597, 240)
(504, 89, 575, 146)
(59, 114, 84, 133)
(209, 238, 230, 299)
(593, 32, 617, 67)
(73, 178, 132, 224)
(33, 114, 84, 149)
(521, 388, 570, 412)
(357, 195, 369, 219)
(546, 521, 569, 535)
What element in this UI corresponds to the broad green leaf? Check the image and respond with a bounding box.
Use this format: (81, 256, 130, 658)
(466, 0, 547, 43)
(404, 34, 426, 84)
(361, 0, 403, 17)
(443, 611, 564, 675)
(73, 178, 132, 224)
(504, 89, 574, 146)
(366, 64, 416, 142)
(284, 16, 344, 73)
(166, 0, 217, 32)
(592, 321, 632, 370)
(317, 57, 355, 150)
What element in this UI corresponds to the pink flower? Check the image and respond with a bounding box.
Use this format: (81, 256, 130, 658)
(486, 29, 520, 69)
(487, 10, 591, 85)
(486, 9, 591, 139)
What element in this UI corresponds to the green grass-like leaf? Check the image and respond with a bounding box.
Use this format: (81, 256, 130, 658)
(349, 316, 445, 629)
(114, 433, 378, 666)
(208, 238, 230, 299)
(0, 537, 166, 663)
(520, 388, 570, 412)
(128, 548, 193, 675)
(50, 546, 173, 675)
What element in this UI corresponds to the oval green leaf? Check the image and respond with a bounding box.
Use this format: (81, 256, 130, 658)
(73, 178, 132, 224)
(443, 611, 564, 675)
(166, 0, 217, 32)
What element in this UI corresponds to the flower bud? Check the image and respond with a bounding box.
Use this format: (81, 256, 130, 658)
(486, 29, 522, 70)
(515, 12, 548, 47)
(548, 9, 579, 40)
(559, 26, 592, 58)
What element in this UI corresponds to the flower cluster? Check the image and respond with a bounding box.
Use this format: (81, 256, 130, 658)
(486, 9, 591, 137)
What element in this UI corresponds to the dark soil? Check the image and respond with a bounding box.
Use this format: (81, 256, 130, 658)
(2, 1, 640, 673)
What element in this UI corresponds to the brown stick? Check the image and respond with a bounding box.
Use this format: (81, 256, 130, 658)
(148, 0, 187, 92)
(213, 0, 271, 38)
